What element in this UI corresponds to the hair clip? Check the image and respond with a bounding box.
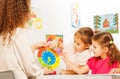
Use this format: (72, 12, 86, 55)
(109, 40, 113, 44)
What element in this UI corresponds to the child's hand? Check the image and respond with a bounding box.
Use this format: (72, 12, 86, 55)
(59, 69, 66, 75)
(61, 53, 68, 62)
(59, 69, 77, 75)
(61, 53, 70, 64)
(109, 68, 120, 74)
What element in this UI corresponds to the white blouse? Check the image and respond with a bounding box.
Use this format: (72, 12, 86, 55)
(67, 49, 92, 70)
(0, 28, 43, 79)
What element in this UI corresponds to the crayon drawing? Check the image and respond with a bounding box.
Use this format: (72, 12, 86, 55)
(93, 13, 118, 33)
(71, 2, 80, 28)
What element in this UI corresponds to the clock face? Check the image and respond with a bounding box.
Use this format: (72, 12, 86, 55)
(41, 50, 56, 65)
(38, 47, 60, 69)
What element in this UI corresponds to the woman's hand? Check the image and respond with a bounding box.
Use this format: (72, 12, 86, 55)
(42, 67, 55, 75)
(31, 42, 47, 52)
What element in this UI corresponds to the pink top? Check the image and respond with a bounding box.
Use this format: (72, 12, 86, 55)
(87, 57, 118, 74)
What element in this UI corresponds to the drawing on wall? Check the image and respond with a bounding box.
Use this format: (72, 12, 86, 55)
(46, 34, 63, 56)
(93, 13, 119, 33)
(71, 2, 80, 28)
(27, 7, 42, 30)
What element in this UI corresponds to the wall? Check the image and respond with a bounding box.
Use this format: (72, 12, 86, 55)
(26, 0, 75, 45)
(78, 0, 120, 48)
(26, 0, 120, 48)
(25, 0, 120, 71)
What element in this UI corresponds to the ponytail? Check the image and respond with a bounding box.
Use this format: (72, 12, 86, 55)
(109, 43, 120, 65)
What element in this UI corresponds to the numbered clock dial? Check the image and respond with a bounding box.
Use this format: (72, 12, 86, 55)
(41, 50, 56, 65)
(38, 47, 60, 69)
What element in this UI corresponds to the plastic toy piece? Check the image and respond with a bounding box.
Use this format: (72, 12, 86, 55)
(38, 47, 60, 70)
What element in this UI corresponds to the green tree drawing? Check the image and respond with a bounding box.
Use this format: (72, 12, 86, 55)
(94, 15, 101, 31)
(113, 13, 118, 30)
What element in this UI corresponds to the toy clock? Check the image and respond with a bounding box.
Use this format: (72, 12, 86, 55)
(37, 47, 60, 70)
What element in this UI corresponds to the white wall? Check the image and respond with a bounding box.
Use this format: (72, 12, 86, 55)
(25, 0, 120, 72)
(26, 0, 75, 45)
(26, 0, 120, 48)
(78, 0, 120, 48)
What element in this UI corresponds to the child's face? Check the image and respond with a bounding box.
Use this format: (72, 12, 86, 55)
(74, 37, 88, 53)
(91, 40, 108, 59)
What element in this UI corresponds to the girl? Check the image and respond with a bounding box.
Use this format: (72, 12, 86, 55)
(89, 31, 120, 74)
(60, 27, 94, 74)
(62, 31, 120, 74)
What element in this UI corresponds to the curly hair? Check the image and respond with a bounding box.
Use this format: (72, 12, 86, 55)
(0, 0, 30, 44)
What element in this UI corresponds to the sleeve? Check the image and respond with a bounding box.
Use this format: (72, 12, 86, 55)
(76, 50, 92, 66)
(13, 30, 43, 79)
(79, 54, 91, 65)
(87, 57, 95, 70)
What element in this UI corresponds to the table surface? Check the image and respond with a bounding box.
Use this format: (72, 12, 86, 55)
(41, 74, 120, 79)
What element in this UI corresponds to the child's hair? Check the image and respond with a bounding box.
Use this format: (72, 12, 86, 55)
(92, 31, 120, 65)
(74, 27, 94, 45)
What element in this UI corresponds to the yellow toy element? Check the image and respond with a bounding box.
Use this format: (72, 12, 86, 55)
(27, 8, 42, 30)
(50, 56, 60, 69)
(32, 17, 42, 30)
(76, 2, 79, 9)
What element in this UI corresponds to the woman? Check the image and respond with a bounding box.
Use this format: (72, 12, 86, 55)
(0, 0, 50, 79)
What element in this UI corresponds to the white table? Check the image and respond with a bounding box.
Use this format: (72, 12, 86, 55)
(41, 74, 120, 79)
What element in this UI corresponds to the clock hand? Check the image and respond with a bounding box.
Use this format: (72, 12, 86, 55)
(47, 57, 51, 64)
